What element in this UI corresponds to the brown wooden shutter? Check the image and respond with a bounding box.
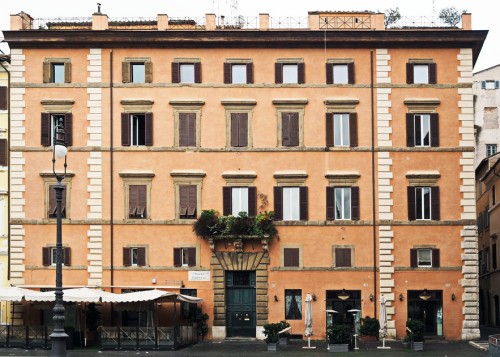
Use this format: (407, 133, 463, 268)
(42, 247, 51, 266)
(0, 86, 7, 110)
(187, 113, 196, 146)
(137, 247, 146, 266)
(64, 113, 73, 146)
(0, 139, 7, 166)
(432, 249, 440, 267)
(223, 187, 232, 215)
(410, 249, 418, 267)
(43, 62, 51, 83)
(406, 63, 414, 84)
(239, 113, 248, 147)
(122, 62, 131, 83)
(145, 62, 153, 83)
(336, 248, 351, 267)
(299, 186, 308, 221)
(173, 248, 182, 267)
(63, 247, 71, 266)
(326, 63, 333, 84)
(137, 185, 147, 218)
(284, 248, 299, 267)
(179, 113, 188, 146)
(121, 113, 131, 146)
(351, 186, 360, 221)
(145, 112, 153, 146)
(431, 186, 440, 220)
(188, 185, 197, 217)
(171, 62, 180, 83)
(406, 113, 415, 147)
(179, 186, 188, 218)
(407, 186, 416, 221)
(194, 62, 202, 83)
(188, 248, 196, 267)
(430, 113, 439, 147)
(128, 185, 138, 218)
(349, 113, 358, 147)
(273, 186, 283, 220)
(290, 113, 299, 147)
(326, 187, 335, 220)
(41, 113, 51, 146)
(428, 63, 437, 84)
(123, 247, 131, 266)
(246, 63, 254, 84)
(326, 113, 334, 147)
(347, 62, 355, 84)
(297, 63, 305, 84)
(248, 187, 257, 216)
(224, 63, 232, 84)
(61, 185, 67, 218)
(48, 185, 57, 217)
(231, 113, 239, 147)
(275, 63, 283, 84)
(282, 113, 290, 146)
(64, 62, 71, 83)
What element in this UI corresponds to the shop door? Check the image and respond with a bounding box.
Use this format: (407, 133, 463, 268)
(226, 271, 256, 337)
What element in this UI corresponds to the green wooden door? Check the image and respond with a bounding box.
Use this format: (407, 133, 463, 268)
(226, 271, 256, 337)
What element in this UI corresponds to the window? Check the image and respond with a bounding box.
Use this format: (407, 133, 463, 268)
(180, 289, 197, 320)
(326, 63, 354, 84)
(0, 86, 7, 110)
(326, 113, 358, 147)
(487, 144, 498, 157)
(224, 62, 253, 84)
(283, 248, 300, 267)
(131, 63, 145, 83)
(43, 59, 71, 84)
(179, 113, 197, 147)
(174, 247, 196, 267)
(231, 113, 249, 147)
(179, 185, 197, 219)
(41, 113, 73, 147)
(407, 186, 440, 221)
(171, 100, 205, 148)
(406, 62, 436, 84)
(410, 248, 440, 268)
(275, 62, 305, 84)
(406, 113, 439, 147)
(123, 247, 146, 267)
(121, 113, 153, 146)
(223, 186, 257, 216)
(326, 187, 359, 221)
(121, 57, 152, 83)
(0, 139, 7, 166)
(128, 185, 147, 219)
(42, 247, 71, 266)
(285, 289, 302, 320)
(120, 172, 154, 220)
(482, 80, 500, 90)
(274, 186, 308, 221)
(48, 184, 67, 218)
(172, 61, 201, 84)
(281, 112, 299, 147)
(334, 247, 352, 267)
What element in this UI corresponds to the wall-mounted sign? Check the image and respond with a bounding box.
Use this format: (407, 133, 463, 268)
(188, 271, 211, 282)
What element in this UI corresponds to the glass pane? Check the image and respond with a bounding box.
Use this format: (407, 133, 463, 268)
(232, 187, 249, 215)
(51, 248, 57, 265)
(416, 188, 423, 219)
(334, 114, 349, 146)
(131, 115, 146, 146)
(285, 290, 302, 320)
(335, 188, 342, 219)
(283, 187, 299, 220)
(333, 64, 348, 84)
(342, 115, 350, 146)
(423, 187, 431, 219)
(231, 64, 247, 84)
(181, 249, 189, 266)
(131, 63, 145, 83)
(418, 249, 432, 266)
(414, 64, 429, 84)
(282, 64, 298, 84)
(131, 248, 138, 265)
(422, 115, 430, 146)
(343, 188, 351, 220)
(485, 81, 495, 89)
(180, 64, 195, 83)
(52, 64, 65, 83)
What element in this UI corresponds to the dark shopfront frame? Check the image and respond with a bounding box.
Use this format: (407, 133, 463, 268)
(326, 290, 361, 326)
(407, 290, 443, 337)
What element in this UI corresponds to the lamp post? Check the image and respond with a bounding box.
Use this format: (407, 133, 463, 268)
(50, 118, 68, 356)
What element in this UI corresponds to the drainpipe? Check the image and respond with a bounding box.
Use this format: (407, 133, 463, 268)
(370, 49, 378, 318)
(109, 49, 114, 292)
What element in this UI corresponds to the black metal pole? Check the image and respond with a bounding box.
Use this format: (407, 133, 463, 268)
(50, 179, 67, 356)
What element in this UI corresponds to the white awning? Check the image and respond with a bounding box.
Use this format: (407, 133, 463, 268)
(0, 287, 39, 302)
(102, 289, 202, 304)
(24, 287, 116, 303)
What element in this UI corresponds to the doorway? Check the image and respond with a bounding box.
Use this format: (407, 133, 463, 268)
(225, 271, 256, 337)
(407, 290, 443, 336)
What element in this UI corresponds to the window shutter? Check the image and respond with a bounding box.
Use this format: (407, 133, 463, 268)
(281, 113, 290, 146)
(336, 248, 351, 267)
(171, 62, 180, 83)
(145, 62, 153, 83)
(137, 247, 146, 266)
(410, 249, 417, 267)
(121, 113, 131, 146)
(64, 62, 71, 83)
(431, 186, 440, 220)
(326, 63, 333, 84)
(179, 186, 188, 218)
(239, 113, 248, 147)
(179, 113, 188, 146)
(297, 63, 305, 84)
(188, 248, 196, 267)
(275, 63, 283, 84)
(0, 139, 7, 166)
(145, 112, 153, 146)
(407, 186, 416, 221)
(48, 185, 57, 217)
(137, 185, 147, 218)
(273, 186, 283, 220)
(123, 247, 131, 266)
(326, 187, 335, 220)
(0, 86, 7, 110)
(222, 187, 232, 215)
(326, 113, 334, 147)
(246, 63, 254, 84)
(223, 63, 231, 84)
(42, 247, 51, 266)
(406, 63, 414, 84)
(349, 113, 358, 147)
(128, 185, 137, 218)
(60, 185, 67, 218)
(406, 113, 415, 147)
(248, 187, 257, 216)
(481, 81, 486, 89)
(290, 113, 299, 147)
(188, 185, 197, 217)
(41, 113, 51, 146)
(43, 62, 51, 83)
(347, 62, 355, 84)
(187, 113, 196, 146)
(496, 81, 500, 89)
(122, 62, 131, 83)
(299, 186, 308, 221)
(284, 248, 299, 267)
(194, 62, 202, 83)
(64, 113, 73, 146)
(432, 249, 440, 268)
(173, 248, 182, 267)
(428, 63, 437, 84)
(351, 186, 360, 221)
(231, 113, 239, 147)
(430, 113, 440, 147)
(63, 247, 71, 266)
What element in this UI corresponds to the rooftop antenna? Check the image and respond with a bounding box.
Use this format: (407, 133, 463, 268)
(97, 3, 101, 14)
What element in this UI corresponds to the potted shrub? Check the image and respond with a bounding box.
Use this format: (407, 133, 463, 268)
(277, 320, 291, 345)
(406, 319, 424, 351)
(196, 308, 209, 342)
(263, 322, 281, 351)
(327, 324, 351, 352)
(359, 316, 379, 342)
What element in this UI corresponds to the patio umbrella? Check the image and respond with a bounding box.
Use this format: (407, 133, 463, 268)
(378, 295, 391, 349)
(302, 293, 316, 349)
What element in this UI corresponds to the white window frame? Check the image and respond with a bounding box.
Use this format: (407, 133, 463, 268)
(484, 80, 497, 90)
(334, 113, 350, 147)
(231, 64, 247, 84)
(130, 247, 139, 266)
(50, 247, 58, 266)
(180, 64, 195, 83)
(231, 187, 249, 216)
(486, 144, 498, 156)
(335, 187, 352, 220)
(417, 249, 432, 267)
(130, 114, 146, 146)
(282, 187, 300, 221)
(181, 248, 190, 267)
(413, 64, 429, 84)
(333, 64, 349, 84)
(414, 114, 431, 147)
(415, 187, 432, 220)
(50, 114, 66, 146)
(282, 64, 298, 84)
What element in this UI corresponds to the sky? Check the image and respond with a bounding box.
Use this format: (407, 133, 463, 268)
(0, 0, 497, 72)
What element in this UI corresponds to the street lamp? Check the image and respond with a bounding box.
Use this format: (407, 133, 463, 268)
(50, 118, 68, 356)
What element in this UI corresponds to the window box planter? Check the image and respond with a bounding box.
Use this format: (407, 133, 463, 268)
(329, 344, 349, 352)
